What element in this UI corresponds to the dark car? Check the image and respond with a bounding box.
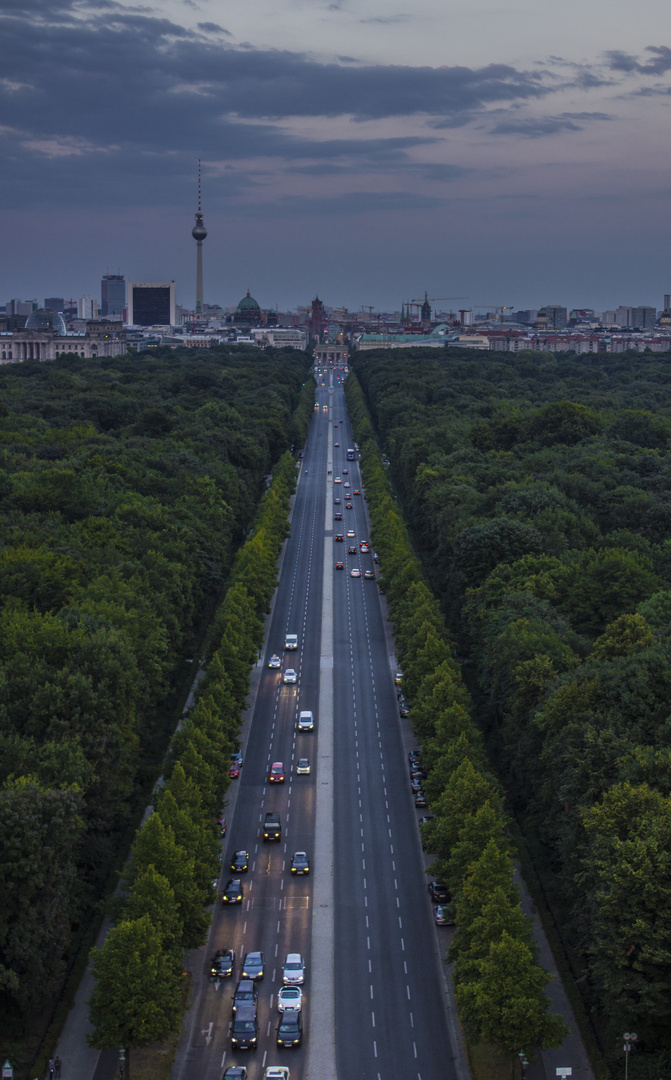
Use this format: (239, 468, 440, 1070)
(242, 951, 265, 980)
(410, 767, 427, 781)
(414, 789, 428, 808)
(210, 948, 235, 979)
(399, 703, 411, 718)
(345, 502, 353, 509)
(223, 1069, 247, 1080)
(348, 545, 357, 554)
(222, 878, 244, 905)
(230, 850, 249, 874)
(335, 534, 344, 542)
(334, 497, 341, 504)
(334, 513, 343, 521)
(231, 1004, 258, 1050)
(276, 1009, 303, 1048)
(232, 979, 258, 1013)
(428, 880, 451, 903)
(411, 776, 424, 794)
(335, 561, 344, 570)
(290, 851, 310, 875)
(364, 570, 375, 580)
(408, 750, 423, 764)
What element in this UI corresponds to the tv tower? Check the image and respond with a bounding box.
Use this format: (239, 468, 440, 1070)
(192, 159, 207, 315)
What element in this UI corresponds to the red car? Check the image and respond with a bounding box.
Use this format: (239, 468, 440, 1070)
(269, 762, 285, 783)
(228, 763, 240, 780)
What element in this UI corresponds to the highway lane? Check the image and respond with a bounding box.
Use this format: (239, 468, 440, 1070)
(175, 382, 332, 1080)
(331, 380, 457, 1080)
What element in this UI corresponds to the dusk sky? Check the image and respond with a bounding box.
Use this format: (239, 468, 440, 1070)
(2, 0, 670, 314)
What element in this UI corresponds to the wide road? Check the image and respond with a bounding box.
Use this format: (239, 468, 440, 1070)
(173, 365, 457, 1080)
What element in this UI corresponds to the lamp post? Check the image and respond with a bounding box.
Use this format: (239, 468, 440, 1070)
(518, 1051, 529, 1080)
(118, 1047, 125, 1080)
(623, 1032, 638, 1080)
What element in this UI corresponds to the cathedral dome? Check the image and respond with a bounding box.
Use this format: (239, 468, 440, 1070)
(237, 290, 261, 312)
(25, 308, 67, 335)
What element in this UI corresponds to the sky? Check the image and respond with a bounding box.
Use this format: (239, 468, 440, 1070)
(1, 0, 670, 315)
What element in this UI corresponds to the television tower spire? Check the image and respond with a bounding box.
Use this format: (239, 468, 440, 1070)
(192, 159, 207, 316)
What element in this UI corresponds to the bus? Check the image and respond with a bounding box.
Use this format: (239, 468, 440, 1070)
(346, 448, 355, 460)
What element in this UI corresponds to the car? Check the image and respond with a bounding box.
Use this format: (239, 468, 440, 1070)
(222, 879, 244, 905)
(230, 849, 250, 873)
(411, 776, 424, 794)
(411, 769, 427, 784)
(408, 748, 421, 763)
(335, 534, 344, 542)
(342, 468, 348, 474)
(210, 947, 235, 980)
(228, 762, 241, 780)
(334, 442, 340, 447)
(276, 1009, 303, 1048)
(346, 529, 355, 538)
(343, 481, 350, 489)
(231, 751, 244, 766)
(414, 789, 428, 807)
(335, 561, 344, 570)
(282, 952, 305, 984)
(263, 1069, 290, 1080)
(360, 544, 369, 553)
(428, 881, 451, 903)
(345, 502, 353, 509)
(334, 476, 341, 483)
(242, 951, 265, 980)
(395, 671, 404, 685)
(231, 1004, 258, 1050)
(277, 986, 303, 1012)
(283, 669, 297, 684)
(290, 851, 310, 874)
(334, 513, 342, 520)
(334, 423, 338, 427)
(232, 979, 258, 1013)
(296, 757, 311, 774)
(297, 710, 314, 731)
(348, 545, 357, 554)
(269, 762, 285, 783)
(334, 497, 341, 505)
(268, 654, 282, 669)
(419, 814, 435, 824)
(373, 551, 379, 563)
(217, 816, 227, 838)
(223, 1069, 248, 1080)
(364, 570, 375, 580)
(350, 568, 361, 577)
(399, 703, 410, 718)
(434, 904, 455, 926)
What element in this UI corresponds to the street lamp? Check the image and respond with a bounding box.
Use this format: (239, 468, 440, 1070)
(518, 1051, 529, 1080)
(118, 1047, 125, 1080)
(623, 1032, 638, 1080)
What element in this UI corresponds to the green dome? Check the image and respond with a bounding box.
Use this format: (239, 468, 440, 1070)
(237, 290, 260, 311)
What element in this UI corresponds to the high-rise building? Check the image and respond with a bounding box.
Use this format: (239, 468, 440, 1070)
(6, 299, 38, 317)
(543, 306, 567, 329)
(127, 282, 176, 326)
(630, 306, 656, 329)
(44, 297, 64, 313)
(78, 296, 99, 320)
(101, 274, 126, 317)
(192, 160, 207, 315)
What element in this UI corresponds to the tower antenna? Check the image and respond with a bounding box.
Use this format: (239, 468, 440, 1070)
(192, 158, 207, 316)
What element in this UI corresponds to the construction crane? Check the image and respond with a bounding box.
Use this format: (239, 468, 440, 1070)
(472, 304, 514, 328)
(407, 294, 469, 324)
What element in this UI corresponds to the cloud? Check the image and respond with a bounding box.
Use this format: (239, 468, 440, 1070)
(606, 45, 671, 75)
(489, 111, 613, 137)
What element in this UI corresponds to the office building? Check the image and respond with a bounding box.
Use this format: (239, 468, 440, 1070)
(6, 299, 38, 317)
(44, 297, 64, 313)
(543, 306, 568, 329)
(127, 282, 176, 327)
(78, 296, 99, 320)
(101, 274, 126, 317)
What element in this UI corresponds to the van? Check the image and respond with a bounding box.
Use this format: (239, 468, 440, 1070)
(284, 633, 298, 651)
(297, 711, 314, 732)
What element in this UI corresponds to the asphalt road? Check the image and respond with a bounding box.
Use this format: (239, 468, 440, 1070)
(172, 366, 457, 1080)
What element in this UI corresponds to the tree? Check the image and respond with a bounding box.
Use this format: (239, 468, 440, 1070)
(88, 916, 183, 1049)
(455, 932, 567, 1057)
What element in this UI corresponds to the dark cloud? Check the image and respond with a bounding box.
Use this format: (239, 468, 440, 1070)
(489, 111, 613, 137)
(197, 22, 231, 35)
(249, 190, 450, 219)
(606, 45, 671, 75)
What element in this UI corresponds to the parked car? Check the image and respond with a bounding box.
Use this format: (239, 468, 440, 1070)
(427, 881, 450, 903)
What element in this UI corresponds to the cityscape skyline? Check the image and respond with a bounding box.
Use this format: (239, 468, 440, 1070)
(1, 0, 670, 311)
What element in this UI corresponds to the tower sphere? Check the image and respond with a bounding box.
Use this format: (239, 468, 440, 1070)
(192, 212, 207, 242)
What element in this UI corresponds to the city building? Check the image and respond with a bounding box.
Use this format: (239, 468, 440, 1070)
(1, 318, 127, 363)
(232, 290, 263, 327)
(101, 275, 125, 317)
(127, 282, 176, 327)
(5, 299, 38, 318)
(44, 297, 65, 313)
(77, 296, 99, 320)
(542, 306, 568, 329)
(251, 327, 307, 350)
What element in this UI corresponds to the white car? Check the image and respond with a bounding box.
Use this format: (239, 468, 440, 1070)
(283, 668, 297, 684)
(282, 952, 305, 985)
(268, 654, 281, 669)
(264, 1070, 290, 1080)
(296, 757, 311, 775)
(350, 568, 361, 578)
(334, 476, 341, 483)
(277, 986, 303, 1012)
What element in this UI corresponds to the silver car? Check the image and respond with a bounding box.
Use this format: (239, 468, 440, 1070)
(277, 985, 303, 1012)
(296, 757, 311, 775)
(283, 668, 297, 684)
(282, 952, 305, 985)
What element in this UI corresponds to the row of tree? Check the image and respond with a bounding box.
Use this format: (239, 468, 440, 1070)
(88, 450, 300, 1054)
(345, 374, 567, 1064)
(0, 345, 312, 1049)
(350, 346, 671, 1064)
